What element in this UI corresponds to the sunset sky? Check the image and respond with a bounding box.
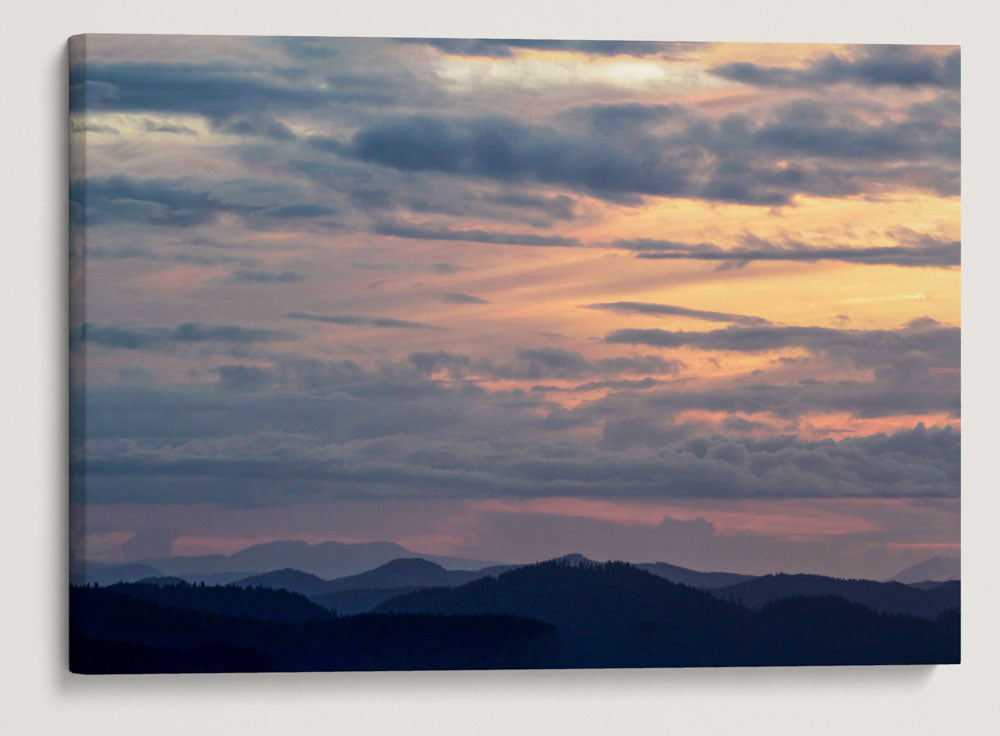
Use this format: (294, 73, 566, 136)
(69, 35, 960, 578)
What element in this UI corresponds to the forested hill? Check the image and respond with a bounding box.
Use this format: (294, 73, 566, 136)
(710, 574, 960, 619)
(375, 560, 959, 667)
(71, 560, 959, 672)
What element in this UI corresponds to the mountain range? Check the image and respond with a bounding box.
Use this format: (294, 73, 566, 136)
(136, 539, 499, 579)
(70, 555, 961, 671)
(72, 540, 959, 607)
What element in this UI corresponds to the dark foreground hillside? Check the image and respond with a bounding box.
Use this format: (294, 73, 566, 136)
(70, 561, 959, 673)
(70, 586, 555, 673)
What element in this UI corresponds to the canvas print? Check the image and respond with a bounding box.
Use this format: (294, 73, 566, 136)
(68, 35, 960, 672)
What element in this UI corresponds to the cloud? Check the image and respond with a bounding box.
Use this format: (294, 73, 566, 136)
(409, 351, 473, 377)
(71, 175, 339, 229)
(721, 416, 771, 433)
(293, 154, 580, 227)
(439, 292, 489, 304)
(617, 235, 960, 268)
(554, 377, 670, 393)
(572, 103, 685, 133)
(212, 115, 296, 140)
(284, 312, 441, 330)
(142, 119, 197, 135)
(347, 107, 957, 205)
(78, 322, 296, 350)
(407, 348, 685, 386)
(586, 301, 770, 325)
(396, 38, 693, 59)
(712, 46, 960, 90)
(603, 323, 959, 363)
(216, 364, 276, 392)
(69, 60, 406, 120)
(228, 269, 307, 284)
(71, 121, 119, 134)
(349, 115, 702, 202)
(473, 349, 685, 382)
(373, 221, 580, 247)
(72, 379, 961, 504)
(497, 348, 595, 380)
(488, 193, 576, 222)
(86, 246, 247, 266)
(594, 355, 684, 375)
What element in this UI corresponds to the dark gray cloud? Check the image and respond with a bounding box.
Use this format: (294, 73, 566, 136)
(86, 246, 248, 266)
(252, 203, 339, 219)
(228, 269, 307, 284)
(615, 234, 960, 268)
(571, 103, 685, 133)
(604, 323, 959, 363)
(642, 379, 959, 420)
(78, 321, 296, 350)
(488, 193, 576, 222)
(216, 364, 276, 393)
(409, 351, 473, 377)
(69, 60, 406, 121)
(594, 355, 684, 375)
(496, 348, 594, 380)
(721, 416, 771, 433)
(349, 115, 706, 202)
(347, 107, 957, 205)
(586, 301, 770, 325)
(70, 175, 339, 229)
(284, 312, 440, 330)
(292, 156, 581, 228)
(373, 220, 580, 247)
(212, 115, 296, 140)
(70, 176, 232, 228)
(439, 292, 489, 304)
(712, 46, 959, 89)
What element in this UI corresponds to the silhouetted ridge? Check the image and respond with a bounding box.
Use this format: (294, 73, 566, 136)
(376, 560, 750, 667)
(636, 561, 755, 589)
(135, 575, 186, 587)
(231, 568, 334, 598)
(105, 580, 334, 623)
(323, 557, 515, 593)
(70, 562, 164, 586)
(313, 586, 423, 615)
(712, 573, 960, 619)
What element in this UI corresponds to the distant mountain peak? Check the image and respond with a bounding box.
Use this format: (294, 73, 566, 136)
(888, 555, 960, 584)
(377, 558, 446, 573)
